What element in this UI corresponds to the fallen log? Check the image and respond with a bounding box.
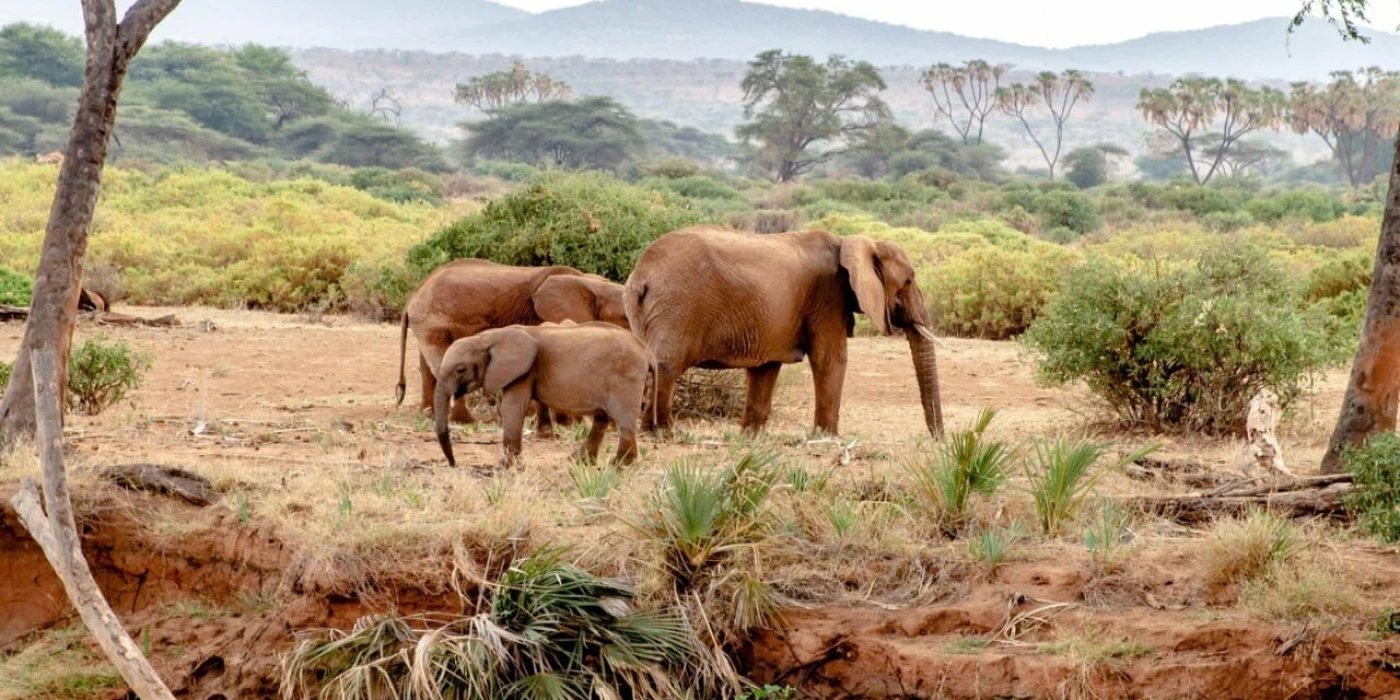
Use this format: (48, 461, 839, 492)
(1128, 474, 1355, 524)
(0, 304, 27, 321)
(79, 311, 180, 327)
(101, 464, 215, 506)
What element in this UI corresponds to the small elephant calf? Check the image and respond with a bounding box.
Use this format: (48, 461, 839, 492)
(434, 321, 651, 469)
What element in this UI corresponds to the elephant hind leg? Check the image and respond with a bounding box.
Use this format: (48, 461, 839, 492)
(741, 362, 783, 435)
(644, 362, 679, 439)
(534, 400, 556, 439)
(573, 412, 610, 465)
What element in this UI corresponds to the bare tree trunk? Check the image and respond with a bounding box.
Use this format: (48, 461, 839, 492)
(0, 0, 183, 446)
(1321, 131, 1400, 473)
(10, 348, 176, 699)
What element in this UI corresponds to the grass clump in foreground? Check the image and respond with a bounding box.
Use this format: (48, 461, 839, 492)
(904, 407, 1011, 536)
(281, 547, 735, 700)
(1198, 510, 1300, 589)
(1023, 440, 1157, 537)
(0, 624, 123, 700)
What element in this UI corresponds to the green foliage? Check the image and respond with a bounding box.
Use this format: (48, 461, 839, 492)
(925, 244, 1070, 339)
(0, 23, 83, 87)
(904, 408, 1011, 535)
(408, 170, 708, 282)
(0, 265, 33, 306)
(282, 547, 720, 700)
(738, 685, 796, 700)
(968, 524, 1024, 570)
(1246, 188, 1346, 224)
(460, 96, 646, 171)
(1201, 210, 1257, 233)
(1342, 432, 1400, 544)
(472, 160, 539, 182)
(642, 174, 745, 202)
(737, 50, 891, 182)
(1081, 499, 1135, 567)
(347, 166, 445, 205)
(1063, 144, 1126, 189)
(1023, 247, 1343, 434)
(1023, 441, 1155, 537)
(0, 361, 10, 396)
(1305, 250, 1372, 301)
(67, 335, 153, 416)
(637, 119, 736, 167)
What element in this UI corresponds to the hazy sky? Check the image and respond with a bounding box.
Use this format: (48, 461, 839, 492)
(499, 0, 1400, 48)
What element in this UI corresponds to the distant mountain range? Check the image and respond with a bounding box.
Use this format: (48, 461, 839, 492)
(8, 0, 1400, 81)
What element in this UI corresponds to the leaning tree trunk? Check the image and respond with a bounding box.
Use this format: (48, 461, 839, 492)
(1320, 132, 1400, 474)
(0, 0, 183, 446)
(907, 329, 945, 439)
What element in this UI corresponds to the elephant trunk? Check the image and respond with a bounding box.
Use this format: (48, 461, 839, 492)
(435, 378, 457, 467)
(907, 325, 945, 439)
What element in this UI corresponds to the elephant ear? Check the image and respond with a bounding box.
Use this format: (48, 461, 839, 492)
(532, 276, 596, 323)
(483, 328, 539, 394)
(839, 235, 890, 335)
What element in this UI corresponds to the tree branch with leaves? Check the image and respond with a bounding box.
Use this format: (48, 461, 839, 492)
(1138, 77, 1287, 186)
(736, 49, 891, 183)
(920, 59, 1007, 145)
(454, 60, 572, 117)
(1290, 68, 1400, 189)
(995, 70, 1093, 180)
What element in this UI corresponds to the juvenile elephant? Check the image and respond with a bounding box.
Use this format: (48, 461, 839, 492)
(624, 225, 944, 440)
(395, 259, 629, 433)
(433, 322, 651, 469)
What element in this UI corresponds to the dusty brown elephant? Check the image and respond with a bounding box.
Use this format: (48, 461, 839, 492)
(433, 322, 651, 469)
(624, 225, 944, 440)
(394, 259, 629, 434)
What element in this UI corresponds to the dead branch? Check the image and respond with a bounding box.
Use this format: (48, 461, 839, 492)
(9, 347, 176, 699)
(101, 463, 215, 506)
(81, 311, 181, 328)
(1127, 474, 1355, 524)
(0, 304, 27, 321)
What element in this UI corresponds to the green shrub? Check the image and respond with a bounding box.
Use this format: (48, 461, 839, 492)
(1343, 432, 1400, 544)
(1035, 190, 1101, 235)
(904, 407, 1011, 536)
(470, 160, 538, 182)
(407, 170, 708, 282)
(1246, 189, 1346, 225)
(0, 266, 33, 306)
(67, 335, 152, 415)
(0, 361, 10, 396)
(1202, 210, 1256, 233)
(925, 244, 1070, 340)
(1305, 251, 1372, 301)
(340, 259, 416, 321)
(641, 157, 702, 179)
(643, 174, 745, 201)
(347, 166, 445, 205)
(1023, 246, 1341, 434)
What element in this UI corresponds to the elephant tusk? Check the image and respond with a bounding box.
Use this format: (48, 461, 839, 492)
(915, 325, 948, 349)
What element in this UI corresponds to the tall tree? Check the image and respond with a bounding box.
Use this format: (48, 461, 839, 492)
(736, 49, 891, 183)
(0, 0, 184, 444)
(1138, 77, 1288, 186)
(995, 70, 1094, 180)
(458, 96, 645, 170)
(1289, 68, 1400, 189)
(454, 60, 572, 117)
(1299, 0, 1400, 472)
(1062, 142, 1128, 189)
(920, 59, 1007, 145)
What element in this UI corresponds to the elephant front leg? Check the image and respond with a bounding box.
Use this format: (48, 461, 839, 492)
(497, 385, 531, 469)
(741, 362, 783, 435)
(809, 341, 847, 437)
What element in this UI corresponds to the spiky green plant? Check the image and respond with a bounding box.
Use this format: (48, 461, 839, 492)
(904, 407, 1011, 535)
(968, 523, 1025, 571)
(1081, 498, 1136, 569)
(1024, 440, 1158, 537)
(569, 462, 622, 502)
(281, 547, 722, 700)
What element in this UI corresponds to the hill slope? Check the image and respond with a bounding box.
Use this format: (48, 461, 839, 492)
(6, 0, 1400, 79)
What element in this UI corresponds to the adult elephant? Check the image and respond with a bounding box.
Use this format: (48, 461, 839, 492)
(395, 259, 629, 428)
(624, 225, 944, 440)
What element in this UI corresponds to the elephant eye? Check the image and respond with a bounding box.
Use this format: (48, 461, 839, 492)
(456, 366, 466, 375)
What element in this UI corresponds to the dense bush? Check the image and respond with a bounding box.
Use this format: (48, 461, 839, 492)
(347, 166, 445, 205)
(642, 174, 745, 202)
(67, 335, 152, 415)
(0, 265, 32, 306)
(1343, 432, 1400, 544)
(1305, 251, 1372, 302)
(0, 360, 10, 396)
(1023, 246, 1343, 435)
(1246, 189, 1346, 225)
(925, 245, 1072, 340)
(407, 171, 710, 282)
(471, 160, 539, 182)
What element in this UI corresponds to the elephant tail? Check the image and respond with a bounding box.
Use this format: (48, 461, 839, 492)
(643, 345, 659, 432)
(394, 309, 410, 407)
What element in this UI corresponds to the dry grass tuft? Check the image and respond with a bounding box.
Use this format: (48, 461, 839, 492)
(1197, 510, 1300, 589)
(1239, 557, 1365, 624)
(672, 369, 747, 421)
(0, 624, 123, 700)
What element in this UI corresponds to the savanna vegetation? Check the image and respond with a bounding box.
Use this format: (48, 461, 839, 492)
(6, 5, 1400, 699)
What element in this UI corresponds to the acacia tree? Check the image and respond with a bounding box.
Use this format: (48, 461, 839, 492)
(454, 60, 572, 117)
(1297, 0, 1400, 472)
(1137, 77, 1288, 186)
(1290, 68, 1400, 189)
(0, 0, 183, 444)
(736, 49, 891, 183)
(995, 70, 1094, 180)
(920, 59, 1007, 145)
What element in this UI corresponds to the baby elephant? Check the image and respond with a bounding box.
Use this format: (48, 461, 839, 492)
(434, 322, 650, 469)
